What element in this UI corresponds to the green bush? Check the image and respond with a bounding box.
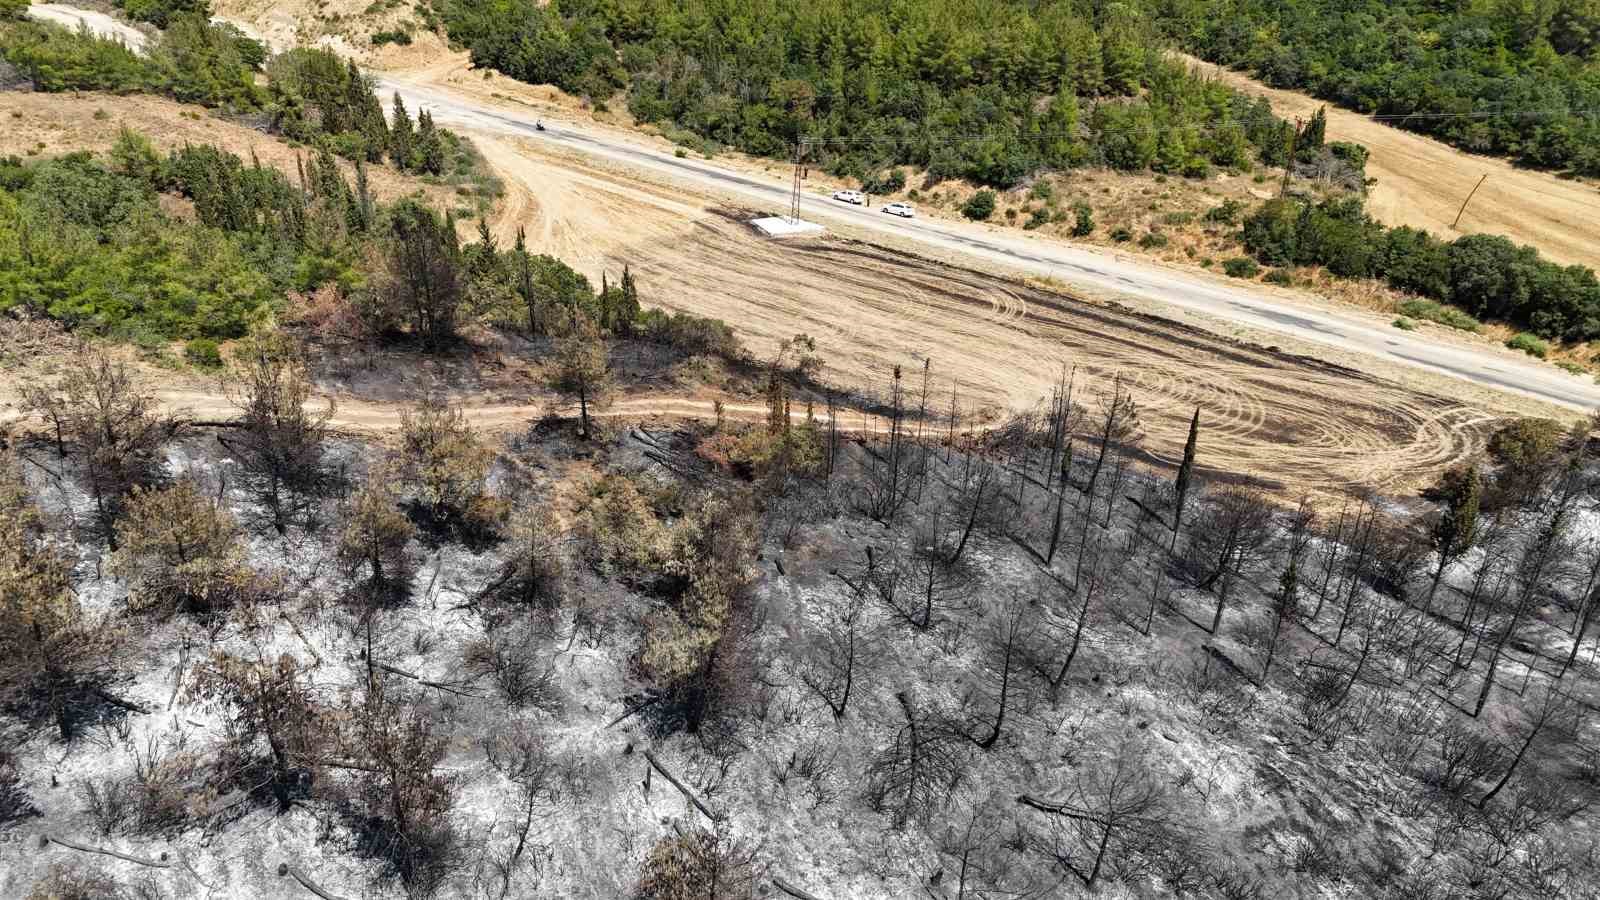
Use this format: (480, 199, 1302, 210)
(1070, 203, 1094, 237)
(1028, 180, 1054, 202)
(1396, 298, 1480, 332)
(1392, 317, 1416, 331)
(1264, 268, 1294, 286)
(371, 29, 414, 47)
(863, 169, 906, 194)
(1223, 257, 1260, 278)
(184, 338, 223, 368)
(1203, 199, 1245, 225)
(117, 0, 211, 29)
(1487, 418, 1564, 467)
(1024, 207, 1051, 230)
(1506, 333, 1549, 358)
(1138, 232, 1169, 249)
(1555, 360, 1588, 376)
(1109, 226, 1132, 243)
(961, 190, 997, 221)
(1161, 211, 1196, 226)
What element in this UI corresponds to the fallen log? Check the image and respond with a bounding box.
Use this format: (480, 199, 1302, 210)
(277, 862, 354, 900)
(773, 875, 829, 900)
(40, 833, 171, 868)
(643, 750, 720, 822)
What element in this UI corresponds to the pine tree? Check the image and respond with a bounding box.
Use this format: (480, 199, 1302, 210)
(1298, 107, 1327, 161)
(354, 159, 374, 231)
(389, 92, 416, 171)
(617, 264, 641, 336)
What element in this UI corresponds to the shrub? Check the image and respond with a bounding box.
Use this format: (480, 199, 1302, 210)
(863, 168, 905, 194)
(1162, 211, 1196, 226)
(1264, 268, 1294, 286)
(1392, 317, 1416, 330)
(961, 190, 996, 221)
(1204, 199, 1245, 225)
(1109, 226, 1132, 242)
(371, 28, 413, 46)
(1241, 199, 1300, 265)
(183, 338, 222, 368)
(1396, 298, 1480, 332)
(1024, 207, 1051, 230)
(112, 478, 256, 618)
(1555, 360, 1588, 376)
(1506, 332, 1549, 358)
(1223, 257, 1260, 278)
(1028, 180, 1054, 202)
(1488, 418, 1563, 467)
(1138, 231, 1169, 249)
(1070, 202, 1094, 236)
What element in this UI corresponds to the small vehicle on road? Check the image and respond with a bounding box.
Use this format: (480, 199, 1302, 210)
(881, 201, 916, 219)
(832, 189, 865, 205)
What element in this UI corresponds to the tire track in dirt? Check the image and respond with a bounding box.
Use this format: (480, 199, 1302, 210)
(608, 217, 1498, 497)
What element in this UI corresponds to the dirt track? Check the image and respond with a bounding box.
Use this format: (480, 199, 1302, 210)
(471, 135, 1498, 498)
(1180, 55, 1600, 268)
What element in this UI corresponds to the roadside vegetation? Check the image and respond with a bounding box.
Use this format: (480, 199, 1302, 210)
(432, 0, 1309, 187)
(0, 134, 723, 359)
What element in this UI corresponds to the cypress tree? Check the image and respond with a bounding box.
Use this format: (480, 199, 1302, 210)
(390, 93, 415, 171)
(417, 109, 446, 176)
(1171, 406, 1199, 549)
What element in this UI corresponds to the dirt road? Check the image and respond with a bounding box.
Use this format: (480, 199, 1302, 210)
(26, 3, 147, 49)
(1178, 55, 1600, 269)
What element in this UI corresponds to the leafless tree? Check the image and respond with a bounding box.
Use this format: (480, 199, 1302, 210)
(797, 591, 871, 719)
(949, 455, 1003, 565)
(349, 680, 462, 895)
(187, 651, 329, 811)
(1475, 470, 1584, 717)
(1476, 685, 1581, 809)
(221, 334, 334, 535)
(1032, 539, 1117, 699)
(1081, 374, 1139, 505)
(964, 593, 1036, 750)
(1018, 739, 1169, 889)
(934, 797, 1053, 899)
(865, 691, 969, 829)
(24, 351, 174, 546)
(1182, 485, 1274, 634)
(481, 722, 570, 899)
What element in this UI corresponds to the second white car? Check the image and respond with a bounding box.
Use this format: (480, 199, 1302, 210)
(832, 189, 865, 205)
(881, 202, 916, 218)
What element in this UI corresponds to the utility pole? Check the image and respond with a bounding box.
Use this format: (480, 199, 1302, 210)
(789, 139, 807, 225)
(1452, 173, 1488, 229)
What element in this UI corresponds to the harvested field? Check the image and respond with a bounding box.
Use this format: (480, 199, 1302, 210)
(480, 136, 1498, 499)
(1179, 54, 1600, 268)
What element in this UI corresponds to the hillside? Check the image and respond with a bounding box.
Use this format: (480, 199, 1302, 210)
(1181, 54, 1600, 270)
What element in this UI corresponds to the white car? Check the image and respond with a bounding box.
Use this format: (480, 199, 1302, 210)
(881, 201, 916, 218)
(832, 189, 865, 205)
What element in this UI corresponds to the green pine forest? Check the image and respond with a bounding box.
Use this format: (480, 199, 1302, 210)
(433, 0, 1299, 187)
(1149, 0, 1600, 176)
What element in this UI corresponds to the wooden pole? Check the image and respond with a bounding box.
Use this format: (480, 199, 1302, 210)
(1452, 173, 1489, 229)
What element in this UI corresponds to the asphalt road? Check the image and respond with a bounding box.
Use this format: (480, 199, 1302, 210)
(380, 76, 1600, 412)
